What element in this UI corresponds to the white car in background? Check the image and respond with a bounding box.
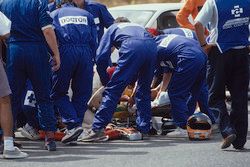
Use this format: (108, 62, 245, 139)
(108, 3, 183, 62)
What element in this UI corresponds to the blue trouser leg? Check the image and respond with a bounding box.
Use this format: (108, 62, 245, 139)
(197, 83, 216, 124)
(71, 48, 93, 125)
(8, 43, 56, 131)
(187, 77, 216, 124)
(135, 58, 156, 133)
(135, 41, 157, 133)
(7, 44, 27, 129)
(51, 47, 79, 129)
(26, 45, 56, 131)
(93, 39, 157, 132)
(22, 81, 40, 129)
(51, 46, 93, 129)
(168, 57, 205, 128)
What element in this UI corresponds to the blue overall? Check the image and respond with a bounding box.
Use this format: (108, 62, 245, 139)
(161, 28, 216, 123)
(0, 0, 56, 131)
(83, 1, 114, 43)
(21, 81, 40, 129)
(48, 1, 57, 12)
(155, 34, 207, 128)
(50, 1, 114, 43)
(50, 4, 97, 129)
(93, 23, 157, 133)
(207, 0, 250, 148)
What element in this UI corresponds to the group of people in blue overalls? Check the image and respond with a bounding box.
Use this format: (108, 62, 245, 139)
(0, 0, 248, 157)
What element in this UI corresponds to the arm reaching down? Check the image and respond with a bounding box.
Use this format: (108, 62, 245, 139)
(43, 27, 60, 71)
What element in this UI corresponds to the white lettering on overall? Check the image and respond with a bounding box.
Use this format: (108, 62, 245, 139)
(59, 16, 88, 26)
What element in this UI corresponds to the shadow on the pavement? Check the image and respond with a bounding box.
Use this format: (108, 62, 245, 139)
(223, 148, 250, 153)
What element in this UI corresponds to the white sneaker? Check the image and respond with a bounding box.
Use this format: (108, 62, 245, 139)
(77, 129, 90, 142)
(21, 123, 40, 140)
(166, 127, 188, 138)
(77, 129, 108, 142)
(61, 127, 83, 144)
(3, 147, 28, 159)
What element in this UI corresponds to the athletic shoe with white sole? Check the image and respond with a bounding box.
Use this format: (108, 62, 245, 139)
(166, 127, 188, 138)
(3, 147, 28, 159)
(78, 129, 108, 142)
(77, 129, 90, 142)
(61, 127, 83, 144)
(21, 123, 40, 140)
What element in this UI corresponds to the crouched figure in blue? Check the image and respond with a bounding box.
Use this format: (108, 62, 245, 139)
(80, 18, 158, 141)
(155, 34, 207, 138)
(50, 0, 97, 144)
(159, 28, 217, 125)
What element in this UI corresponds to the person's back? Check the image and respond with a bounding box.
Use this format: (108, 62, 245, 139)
(161, 28, 198, 40)
(99, 22, 152, 50)
(155, 34, 205, 69)
(52, 4, 97, 48)
(50, 2, 97, 144)
(84, 1, 114, 42)
(96, 22, 155, 85)
(154, 34, 207, 138)
(0, 0, 51, 43)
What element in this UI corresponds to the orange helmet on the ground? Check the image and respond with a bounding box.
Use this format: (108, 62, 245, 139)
(187, 112, 212, 140)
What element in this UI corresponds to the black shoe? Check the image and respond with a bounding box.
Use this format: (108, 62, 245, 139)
(148, 127, 158, 136)
(221, 134, 236, 149)
(0, 142, 3, 154)
(45, 140, 56, 151)
(233, 144, 245, 150)
(14, 141, 22, 148)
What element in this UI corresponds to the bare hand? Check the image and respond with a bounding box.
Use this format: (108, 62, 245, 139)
(127, 96, 135, 107)
(203, 44, 212, 55)
(52, 54, 61, 71)
(151, 88, 158, 100)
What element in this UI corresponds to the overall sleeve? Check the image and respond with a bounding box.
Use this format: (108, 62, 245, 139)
(89, 15, 98, 60)
(99, 4, 114, 28)
(38, 0, 53, 30)
(96, 28, 113, 86)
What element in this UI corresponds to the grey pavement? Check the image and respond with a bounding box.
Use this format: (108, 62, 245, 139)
(0, 115, 250, 167)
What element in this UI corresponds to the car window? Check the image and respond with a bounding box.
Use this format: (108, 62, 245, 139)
(109, 10, 156, 27)
(157, 11, 179, 30)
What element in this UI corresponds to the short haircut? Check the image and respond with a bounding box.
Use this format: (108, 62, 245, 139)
(114, 17, 130, 23)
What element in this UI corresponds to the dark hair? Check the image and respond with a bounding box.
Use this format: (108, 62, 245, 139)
(114, 17, 130, 23)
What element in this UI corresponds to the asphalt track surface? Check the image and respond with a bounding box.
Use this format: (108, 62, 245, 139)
(0, 115, 249, 167)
